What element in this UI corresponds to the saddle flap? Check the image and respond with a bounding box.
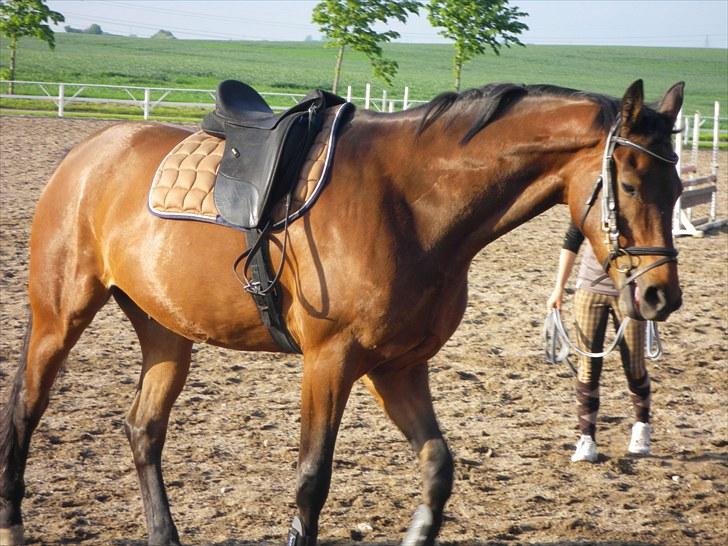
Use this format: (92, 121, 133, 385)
(214, 112, 309, 228)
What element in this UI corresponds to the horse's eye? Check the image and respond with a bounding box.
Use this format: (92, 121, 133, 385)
(621, 182, 637, 196)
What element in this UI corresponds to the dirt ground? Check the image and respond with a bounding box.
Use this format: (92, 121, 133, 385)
(1, 116, 726, 546)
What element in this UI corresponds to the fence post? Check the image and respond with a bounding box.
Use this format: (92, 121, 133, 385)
(382, 89, 387, 111)
(346, 85, 352, 103)
(683, 115, 689, 145)
(712, 101, 720, 177)
(58, 83, 65, 118)
(364, 83, 371, 110)
(710, 101, 720, 222)
(691, 112, 700, 167)
(403, 86, 409, 110)
(673, 108, 684, 230)
(388, 101, 394, 113)
(143, 88, 151, 120)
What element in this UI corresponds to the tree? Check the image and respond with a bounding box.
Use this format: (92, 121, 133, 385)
(64, 23, 105, 35)
(151, 29, 176, 39)
(0, 0, 64, 94)
(427, 0, 528, 91)
(84, 23, 103, 35)
(312, 0, 421, 94)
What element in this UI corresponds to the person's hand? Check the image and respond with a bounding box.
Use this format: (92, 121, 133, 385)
(547, 288, 562, 310)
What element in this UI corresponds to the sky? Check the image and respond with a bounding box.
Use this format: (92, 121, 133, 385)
(45, 0, 728, 49)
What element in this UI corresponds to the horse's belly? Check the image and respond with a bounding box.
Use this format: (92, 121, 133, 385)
(104, 187, 279, 351)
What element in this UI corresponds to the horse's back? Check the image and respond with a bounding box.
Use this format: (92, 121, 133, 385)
(38, 122, 190, 213)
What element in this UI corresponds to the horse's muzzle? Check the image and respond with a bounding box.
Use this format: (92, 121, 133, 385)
(620, 282, 682, 321)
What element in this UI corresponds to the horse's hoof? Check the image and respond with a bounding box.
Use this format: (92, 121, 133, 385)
(0, 525, 25, 546)
(287, 515, 314, 546)
(401, 504, 434, 546)
(147, 533, 181, 546)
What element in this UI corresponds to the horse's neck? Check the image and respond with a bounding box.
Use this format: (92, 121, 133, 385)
(383, 106, 601, 264)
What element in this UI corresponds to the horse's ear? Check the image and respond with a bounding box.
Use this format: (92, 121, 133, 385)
(657, 81, 685, 125)
(620, 79, 644, 128)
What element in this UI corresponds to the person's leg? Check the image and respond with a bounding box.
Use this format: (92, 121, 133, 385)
(611, 303, 651, 454)
(574, 290, 610, 439)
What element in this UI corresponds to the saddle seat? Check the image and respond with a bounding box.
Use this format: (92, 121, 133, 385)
(201, 80, 346, 229)
(205, 79, 279, 130)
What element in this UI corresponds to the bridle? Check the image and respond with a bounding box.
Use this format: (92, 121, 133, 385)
(578, 117, 679, 315)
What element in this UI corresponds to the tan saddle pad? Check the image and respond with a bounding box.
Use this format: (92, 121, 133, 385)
(149, 104, 347, 226)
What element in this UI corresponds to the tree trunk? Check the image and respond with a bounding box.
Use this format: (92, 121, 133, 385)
(453, 55, 462, 92)
(8, 37, 17, 95)
(332, 45, 345, 95)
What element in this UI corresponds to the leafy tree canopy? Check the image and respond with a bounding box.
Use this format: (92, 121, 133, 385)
(0, 0, 64, 48)
(428, 0, 528, 90)
(151, 29, 176, 39)
(313, 0, 421, 91)
(1, 0, 64, 91)
(84, 23, 103, 35)
(65, 23, 108, 35)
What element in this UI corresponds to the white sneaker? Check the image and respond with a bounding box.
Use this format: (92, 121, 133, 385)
(571, 434, 598, 462)
(628, 422, 652, 455)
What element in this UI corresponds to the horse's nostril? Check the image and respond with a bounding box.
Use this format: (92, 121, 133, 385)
(643, 286, 667, 312)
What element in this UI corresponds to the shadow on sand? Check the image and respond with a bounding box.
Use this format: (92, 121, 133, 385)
(105, 539, 659, 546)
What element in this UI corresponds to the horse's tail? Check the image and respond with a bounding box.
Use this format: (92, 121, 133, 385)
(0, 313, 32, 472)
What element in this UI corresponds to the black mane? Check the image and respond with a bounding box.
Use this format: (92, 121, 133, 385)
(416, 83, 620, 144)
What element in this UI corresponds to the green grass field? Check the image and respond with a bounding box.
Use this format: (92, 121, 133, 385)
(1, 33, 726, 118)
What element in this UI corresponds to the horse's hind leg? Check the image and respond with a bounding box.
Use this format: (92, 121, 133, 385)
(0, 275, 109, 545)
(364, 362, 453, 546)
(114, 292, 192, 546)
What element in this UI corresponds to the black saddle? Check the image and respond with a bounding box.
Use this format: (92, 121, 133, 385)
(201, 80, 345, 229)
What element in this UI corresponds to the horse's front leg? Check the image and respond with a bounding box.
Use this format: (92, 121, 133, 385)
(287, 342, 360, 546)
(364, 362, 454, 546)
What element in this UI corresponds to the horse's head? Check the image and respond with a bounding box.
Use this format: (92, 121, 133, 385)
(571, 80, 684, 321)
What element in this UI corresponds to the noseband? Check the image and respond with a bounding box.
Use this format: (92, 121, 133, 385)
(579, 117, 679, 294)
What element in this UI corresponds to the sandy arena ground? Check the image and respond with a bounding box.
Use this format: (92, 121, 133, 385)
(1, 116, 726, 545)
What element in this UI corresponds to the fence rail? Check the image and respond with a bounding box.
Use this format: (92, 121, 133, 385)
(0, 80, 427, 119)
(0, 81, 723, 142)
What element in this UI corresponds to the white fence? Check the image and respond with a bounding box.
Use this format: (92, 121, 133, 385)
(0, 80, 427, 119)
(673, 101, 726, 237)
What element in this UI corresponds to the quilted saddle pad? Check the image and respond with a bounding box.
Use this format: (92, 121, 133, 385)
(149, 103, 348, 228)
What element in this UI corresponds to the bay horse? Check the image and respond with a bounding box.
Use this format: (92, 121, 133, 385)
(1, 80, 684, 546)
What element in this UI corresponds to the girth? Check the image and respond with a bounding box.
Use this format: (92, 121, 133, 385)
(242, 228, 301, 354)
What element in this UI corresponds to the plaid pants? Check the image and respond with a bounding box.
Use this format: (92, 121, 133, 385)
(573, 289, 650, 438)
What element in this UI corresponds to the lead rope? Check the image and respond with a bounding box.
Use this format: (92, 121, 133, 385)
(645, 319, 662, 359)
(543, 309, 662, 375)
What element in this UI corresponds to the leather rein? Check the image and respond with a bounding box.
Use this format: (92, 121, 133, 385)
(578, 117, 679, 314)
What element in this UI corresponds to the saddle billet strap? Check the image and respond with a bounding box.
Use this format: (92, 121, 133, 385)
(241, 194, 293, 297)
